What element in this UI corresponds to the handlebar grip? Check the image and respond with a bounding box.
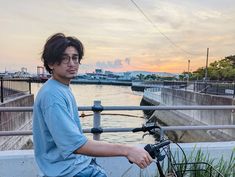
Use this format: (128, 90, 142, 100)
(132, 127, 144, 132)
(144, 140, 170, 159)
(128, 140, 170, 163)
(144, 144, 156, 159)
(152, 140, 170, 150)
(132, 125, 160, 133)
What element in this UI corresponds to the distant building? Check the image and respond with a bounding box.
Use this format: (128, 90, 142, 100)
(86, 69, 106, 79)
(95, 69, 103, 74)
(0, 71, 12, 78)
(123, 72, 131, 80)
(85, 69, 120, 80)
(12, 67, 32, 78)
(104, 71, 112, 75)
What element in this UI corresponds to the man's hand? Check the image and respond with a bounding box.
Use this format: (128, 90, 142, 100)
(126, 146, 153, 169)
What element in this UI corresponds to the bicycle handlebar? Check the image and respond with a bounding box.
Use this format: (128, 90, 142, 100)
(129, 126, 170, 165)
(144, 140, 170, 159)
(132, 125, 160, 133)
(129, 140, 170, 164)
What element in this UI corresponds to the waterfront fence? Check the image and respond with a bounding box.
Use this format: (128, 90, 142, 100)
(193, 81, 235, 96)
(0, 101, 235, 141)
(144, 88, 162, 103)
(0, 77, 31, 103)
(134, 80, 235, 96)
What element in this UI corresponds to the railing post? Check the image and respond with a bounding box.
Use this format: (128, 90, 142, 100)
(1, 77, 3, 103)
(29, 78, 31, 94)
(194, 81, 196, 92)
(159, 127, 165, 141)
(205, 81, 207, 94)
(93, 100, 102, 140)
(233, 82, 235, 98)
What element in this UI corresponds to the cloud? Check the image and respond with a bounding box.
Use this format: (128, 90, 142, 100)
(96, 59, 122, 69)
(125, 58, 130, 65)
(80, 58, 131, 71)
(0, 0, 235, 74)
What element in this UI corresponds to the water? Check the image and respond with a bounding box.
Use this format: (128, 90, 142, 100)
(31, 83, 155, 144)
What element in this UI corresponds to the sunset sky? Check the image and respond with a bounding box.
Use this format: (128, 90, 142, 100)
(0, 0, 234, 74)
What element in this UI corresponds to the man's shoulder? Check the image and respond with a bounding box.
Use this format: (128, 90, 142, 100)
(36, 80, 71, 104)
(41, 79, 66, 92)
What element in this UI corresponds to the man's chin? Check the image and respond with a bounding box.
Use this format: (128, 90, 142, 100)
(66, 74, 77, 79)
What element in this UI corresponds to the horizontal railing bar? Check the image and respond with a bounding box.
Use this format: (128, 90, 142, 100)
(0, 107, 33, 112)
(98, 106, 235, 111)
(161, 125, 235, 131)
(85, 128, 137, 133)
(1, 125, 235, 136)
(0, 131, 32, 136)
(0, 128, 133, 136)
(1, 105, 235, 112)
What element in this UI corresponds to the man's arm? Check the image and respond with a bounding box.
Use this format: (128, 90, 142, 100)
(74, 140, 153, 169)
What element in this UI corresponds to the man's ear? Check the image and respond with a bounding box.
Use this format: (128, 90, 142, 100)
(48, 64, 54, 70)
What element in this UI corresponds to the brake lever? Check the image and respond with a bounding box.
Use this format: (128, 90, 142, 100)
(142, 128, 158, 138)
(142, 132, 150, 139)
(148, 129, 156, 135)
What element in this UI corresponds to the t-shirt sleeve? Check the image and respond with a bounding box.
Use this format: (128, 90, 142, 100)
(43, 103, 87, 159)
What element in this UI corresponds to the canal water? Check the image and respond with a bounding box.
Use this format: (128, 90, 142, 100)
(31, 83, 155, 144)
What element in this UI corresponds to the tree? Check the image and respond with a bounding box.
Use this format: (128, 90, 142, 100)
(144, 74, 157, 80)
(136, 73, 145, 80)
(189, 55, 235, 81)
(191, 67, 204, 80)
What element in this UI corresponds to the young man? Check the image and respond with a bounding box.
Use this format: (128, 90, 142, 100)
(33, 33, 153, 177)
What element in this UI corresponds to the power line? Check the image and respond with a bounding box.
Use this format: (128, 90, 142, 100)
(130, 0, 200, 56)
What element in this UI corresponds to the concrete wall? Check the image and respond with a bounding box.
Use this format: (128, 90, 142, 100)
(0, 94, 34, 150)
(0, 141, 234, 177)
(161, 88, 235, 137)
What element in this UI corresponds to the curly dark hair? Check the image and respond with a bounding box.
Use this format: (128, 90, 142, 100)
(41, 33, 84, 74)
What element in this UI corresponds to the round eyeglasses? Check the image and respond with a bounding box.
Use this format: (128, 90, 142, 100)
(61, 54, 80, 64)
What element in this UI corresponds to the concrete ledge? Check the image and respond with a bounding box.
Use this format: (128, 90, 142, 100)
(0, 142, 234, 177)
(0, 94, 34, 150)
(152, 88, 235, 138)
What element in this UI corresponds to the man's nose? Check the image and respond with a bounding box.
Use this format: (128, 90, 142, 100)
(68, 58, 76, 65)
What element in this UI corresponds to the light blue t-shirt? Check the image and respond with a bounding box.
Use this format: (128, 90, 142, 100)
(33, 79, 91, 177)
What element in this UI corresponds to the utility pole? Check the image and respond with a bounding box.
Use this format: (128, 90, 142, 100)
(187, 59, 190, 82)
(205, 48, 209, 81)
(204, 48, 209, 94)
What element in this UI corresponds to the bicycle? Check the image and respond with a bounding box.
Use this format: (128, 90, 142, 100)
(125, 125, 225, 177)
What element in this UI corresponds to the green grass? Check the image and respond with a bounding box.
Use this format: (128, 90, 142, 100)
(169, 147, 235, 177)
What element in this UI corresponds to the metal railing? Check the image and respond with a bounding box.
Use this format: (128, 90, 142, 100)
(1, 101, 235, 141)
(193, 81, 235, 96)
(0, 77, 31, 103)
(133, 80, 235, 96)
